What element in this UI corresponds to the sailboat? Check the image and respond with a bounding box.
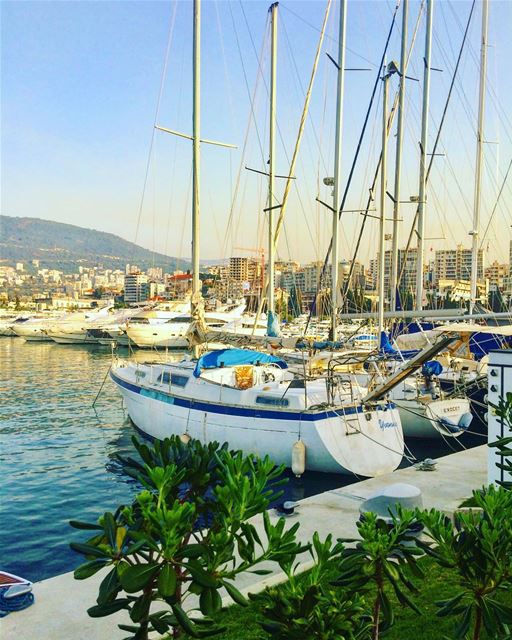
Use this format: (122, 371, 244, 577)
(110, 0, 405, 476)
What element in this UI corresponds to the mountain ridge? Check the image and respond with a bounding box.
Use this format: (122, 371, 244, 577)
(0, 215, 190, 272)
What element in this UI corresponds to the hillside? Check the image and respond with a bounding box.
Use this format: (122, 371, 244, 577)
(0, 216, 189, 272)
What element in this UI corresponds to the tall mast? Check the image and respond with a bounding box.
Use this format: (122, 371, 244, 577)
(192, 0, 201, 305)
(378, 60, 389, 337)
(415, 0, 433, 311)
(470, 0, 489, 313)
(331, 0, 347, 342)
(390, 0, 408, 312)
(268, 2, 278, 316)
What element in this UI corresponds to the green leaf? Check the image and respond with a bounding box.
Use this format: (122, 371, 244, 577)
(149, 613, 170, 634)
(176, 543, 207, 559)
(70, 542, 110, 558)
(171, 602, 197, 636)
(453, 605, 472, 639)
(199, 588, 222, 616)
(102, 512, 117, 549)
(87, 598, 131, 618)
(157, 564, 177, 598)
(69, 520, 103, 531)
(223, 580, 248, 607)
(130, 593, 151, 623)
(380, 591, 394, 629)
(248, 569, 273, 575)
(186, 563, 218, 589)
(97, 567, 121, 605)
(120, 563, 159, 593)
(74, 559, 108, 580)
(436, 592, 466, 617)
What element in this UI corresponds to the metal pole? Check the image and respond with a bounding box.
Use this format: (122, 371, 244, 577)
(390, 0, 408, 312)
(415, 0, 433, 311)
(378, 61, 389, 338)
(268, 2, 278, 316)
(192, 0, 201, 304)
(470, 0, 488, 313)
(331, 0, 347, 342)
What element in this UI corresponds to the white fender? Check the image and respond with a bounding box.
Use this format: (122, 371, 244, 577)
(291, 440, 306, 477)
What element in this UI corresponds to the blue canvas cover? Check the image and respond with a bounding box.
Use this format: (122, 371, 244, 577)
(193, 349, 288, 377)
(422, 360, 443, 377)
(379, 331, 420, 360)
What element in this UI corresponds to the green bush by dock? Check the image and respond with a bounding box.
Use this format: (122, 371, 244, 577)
(187, 556, 512, 640)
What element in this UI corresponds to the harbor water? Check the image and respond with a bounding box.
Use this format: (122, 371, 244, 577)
(0, 338, 483, 583)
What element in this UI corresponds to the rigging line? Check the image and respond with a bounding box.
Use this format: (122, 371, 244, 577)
(238, 2, 323, 235)
(228, 1, 268, 166)
(339, 0, 425, 311)
(134, 0, 179, 247)
(176, 166, 194, 275)
(396, 0, 476, 294)
(253, 0, 333, 319)
(164, 36, 187, 258)
(312, 3, 420, 328)
(303, 0, 403, 337)
(280, 1, 377, 68)
(479, 157, 512, 250)
(223, 3, 269, 259)
(446, 0, 512, 146)
(214, 0, 237, 138)
(280, 14, 330, 177)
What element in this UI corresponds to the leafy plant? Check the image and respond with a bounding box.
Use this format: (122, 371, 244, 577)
(489, 391, 512, 490)
(418, 485, 512, 640)
(255, 532, 371, 639)
(70, 436, 308, 639)
(333, 509, 423, 640)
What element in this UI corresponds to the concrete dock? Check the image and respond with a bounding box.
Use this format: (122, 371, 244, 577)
(1, 445, 487, 640)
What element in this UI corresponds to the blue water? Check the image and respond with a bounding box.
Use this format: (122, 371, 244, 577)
(0, 339, 340, 582)
(0, 338, 480, 583)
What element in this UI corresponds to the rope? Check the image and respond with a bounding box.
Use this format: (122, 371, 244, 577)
(396, 0, 476, 296)
(0, 587, 34, 617)
(304, 0, 403, 336)
(133, 0, 179, 247)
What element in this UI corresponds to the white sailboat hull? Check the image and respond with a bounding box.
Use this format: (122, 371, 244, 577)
(395, 397, 472, 439)
(111, 367, 404, 477)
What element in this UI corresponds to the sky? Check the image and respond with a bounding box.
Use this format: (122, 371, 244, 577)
(2, 0, 512, 269)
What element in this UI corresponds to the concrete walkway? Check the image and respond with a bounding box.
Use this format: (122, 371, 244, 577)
(1, 445, 487, 640)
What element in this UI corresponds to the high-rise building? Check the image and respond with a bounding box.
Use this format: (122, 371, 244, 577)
(485, 261, 508, 292)
(124, 273, 149, 303)
(434, 245, 484, 284)
(370, 249, 418, 292)
(229, 257, 250, 282)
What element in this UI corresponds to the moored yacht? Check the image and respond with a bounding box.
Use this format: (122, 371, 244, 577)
(125, 302, 246, 349)
(11, 313, 65, 341)
(111, 348, 404, 476)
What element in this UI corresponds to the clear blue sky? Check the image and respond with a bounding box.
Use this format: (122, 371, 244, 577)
(2, 0, 511, 267)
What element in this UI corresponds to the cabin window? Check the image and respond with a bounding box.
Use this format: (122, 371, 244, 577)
(255, 396, 289, 407)
(171, 374, 189, 387)
(157, 372, 189, 387)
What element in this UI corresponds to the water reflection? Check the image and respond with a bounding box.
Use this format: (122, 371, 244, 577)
(0, 338, 477, 582)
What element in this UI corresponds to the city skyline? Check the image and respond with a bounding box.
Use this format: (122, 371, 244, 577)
(2, 0, 511, 267)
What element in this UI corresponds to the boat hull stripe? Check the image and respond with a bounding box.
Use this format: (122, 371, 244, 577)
(110, 371, 394, 421)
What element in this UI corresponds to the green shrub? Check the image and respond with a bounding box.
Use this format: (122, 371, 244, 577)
(70, 436, 308, 639)
(418, 485, 512, 639)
